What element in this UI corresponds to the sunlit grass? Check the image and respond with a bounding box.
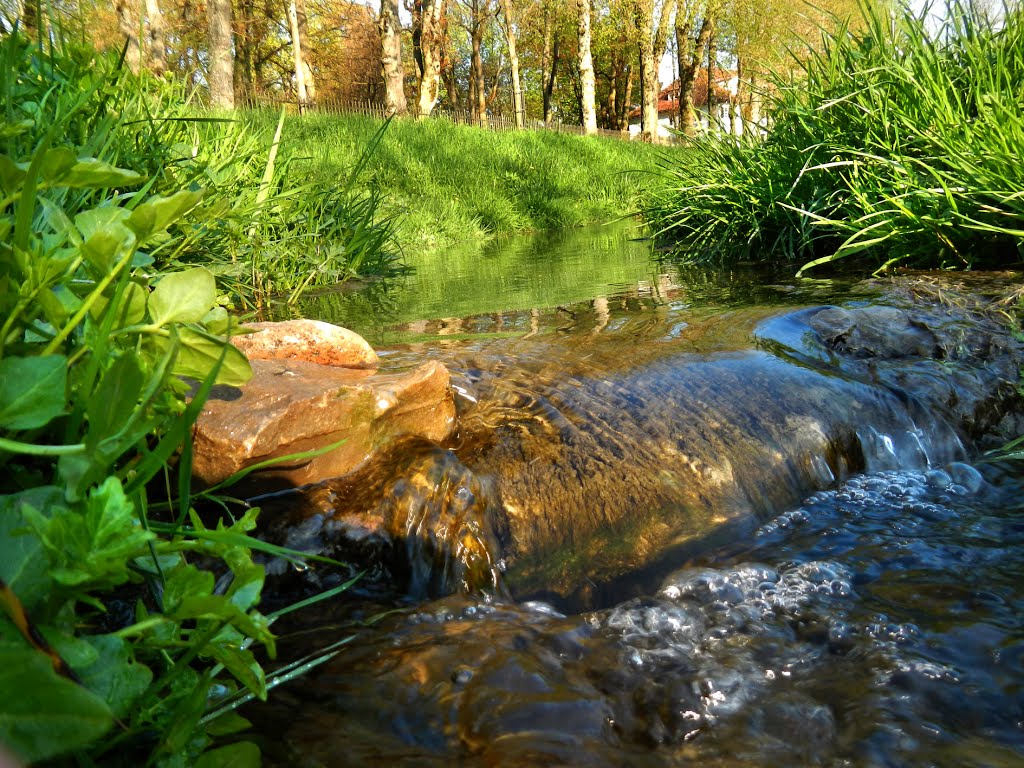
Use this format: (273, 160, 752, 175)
(646, 0, 1024, 275)
(244, 111, 671, 251)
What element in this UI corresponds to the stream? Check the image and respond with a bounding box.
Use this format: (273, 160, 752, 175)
(247, 223, 1024, 767)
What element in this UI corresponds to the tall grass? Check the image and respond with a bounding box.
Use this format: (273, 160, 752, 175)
(2, 34, 401, 306)
(647, 0, 1024, 275)
(245, 111, 670, 251)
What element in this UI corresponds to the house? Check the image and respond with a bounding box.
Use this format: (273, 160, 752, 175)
(627, 68, 738, 139)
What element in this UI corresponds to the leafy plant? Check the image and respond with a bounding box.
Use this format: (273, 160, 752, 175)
(0, 31, 349, 766)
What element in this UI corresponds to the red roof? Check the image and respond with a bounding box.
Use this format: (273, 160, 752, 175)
(627, 70, 734, 119)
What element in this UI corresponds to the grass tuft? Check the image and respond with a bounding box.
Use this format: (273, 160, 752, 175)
(646, 0, 1024, 275)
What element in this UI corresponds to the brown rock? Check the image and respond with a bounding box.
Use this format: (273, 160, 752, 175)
(191, 359, 456, 491)
(232, 319, 379, 368)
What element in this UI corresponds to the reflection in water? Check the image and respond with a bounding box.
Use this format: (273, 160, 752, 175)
(248, 229, 1024, 766)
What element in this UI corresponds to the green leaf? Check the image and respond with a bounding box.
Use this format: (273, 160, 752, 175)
(0, 355, 67, 430)
(86, 352, 146, 448)
(204, 712, 252, 737)
(149, 267, 217, 326)
(208, 643, 266, 699)
(163, 563, 215, 614)
(23, 477, 154, 591)
(77, 635, 153, 719)
(89, 279, 148, 329)
(36, 147, 78, 185)
(0, 487, 62, 612)
(127, 190, 205, 242)
(193, 741, 261, 768)
(152, 326, 252, 387)
(79, 220, 136, 274)
(75, 206, 132, 242)
(0, 154, 26, 194)
(0, 647, 114, 763)
(61, 158, 145, 189)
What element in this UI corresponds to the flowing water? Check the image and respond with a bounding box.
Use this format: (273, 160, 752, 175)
(249, 224, 1024, 766)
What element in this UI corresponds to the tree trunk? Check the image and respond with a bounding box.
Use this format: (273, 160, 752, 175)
(542, 6, 558, 125)
(470, 7, 486, 126)
(415, 0, 446, 117)
(620, 63, 634, 132)
(577, 0, 597, 135)
(235, 0, 254, 100)
(207, 0, 234, 106)
(288, 0, 308, 109)
(544, 32, 561, 125)
(706, 19, 716, 131)
(498, 0, 523, 127)
(636, 0, 675, 143)
(145, 0, 165, 75)
(675, 6, 712, 137)
(116, 0, 142, 73)
(378, 0, 407, 115)
(19, 0, 38, 37)
(294, 0, 316, 102)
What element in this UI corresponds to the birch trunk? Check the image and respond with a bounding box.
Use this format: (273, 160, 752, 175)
(295, 0, 316, 102)
(577, 0, 597, 135)
(207, 0, 234, 108)
(145, 0, 165, 76)
(378, 0, 407, 115)
(116, 0, 142, 73)
(498, 0, 523, 128)
(415, 0, 446, 117)
(288, 0, 308, 109)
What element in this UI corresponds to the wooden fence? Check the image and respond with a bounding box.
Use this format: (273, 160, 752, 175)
(239, 94, 634, 142)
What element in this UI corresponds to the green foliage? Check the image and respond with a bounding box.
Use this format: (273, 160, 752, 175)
(2, 33, 401, 308)
(243, 109, 670, 252)
(0, 32, 350, 766)
(646, 0, 1024, 274)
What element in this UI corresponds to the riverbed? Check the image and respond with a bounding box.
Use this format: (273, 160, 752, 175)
(247, 223, 1024, 766)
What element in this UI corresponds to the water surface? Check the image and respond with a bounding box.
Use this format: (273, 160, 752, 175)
(249, 225, 1024, 767)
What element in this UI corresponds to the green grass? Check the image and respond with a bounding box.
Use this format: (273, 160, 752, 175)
(646, 0, 1024, 275)
(244, 110, 671, 252)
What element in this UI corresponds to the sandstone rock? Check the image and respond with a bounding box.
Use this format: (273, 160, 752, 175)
(191, 359, 456, 492)
(232, 319, 379, 368)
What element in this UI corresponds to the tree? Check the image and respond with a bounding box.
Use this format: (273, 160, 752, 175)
(378, 0, 407, 114)
(457, 0, 497, 125)
(540, 0, 561, 124)
(634, 0, 675, 142)
(294, 0, 316, 101)
(288, 0, 309, 107)
(576, 0, 597, 133)
(412, 0, 447, 116)
(207, 0, 235, 107)
(145, 0, 166, 75)
(674, 0, 713, 135)
(497, 0, 524, 126)
(115, 0, 143, 73)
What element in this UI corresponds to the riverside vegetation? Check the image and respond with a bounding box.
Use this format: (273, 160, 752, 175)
(646, 0, 1024, 276)
(0, 25, 667, 767)
(0, 31, 383, 767)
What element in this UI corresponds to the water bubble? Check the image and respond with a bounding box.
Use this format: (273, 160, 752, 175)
(925, 468, 952, 488)
(948, 462, 985, 493)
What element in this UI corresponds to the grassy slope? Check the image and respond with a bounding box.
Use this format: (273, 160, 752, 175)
(247, 111, 672, 252)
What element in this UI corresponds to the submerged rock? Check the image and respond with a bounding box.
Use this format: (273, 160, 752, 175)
(255, 280, 1024, 606)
